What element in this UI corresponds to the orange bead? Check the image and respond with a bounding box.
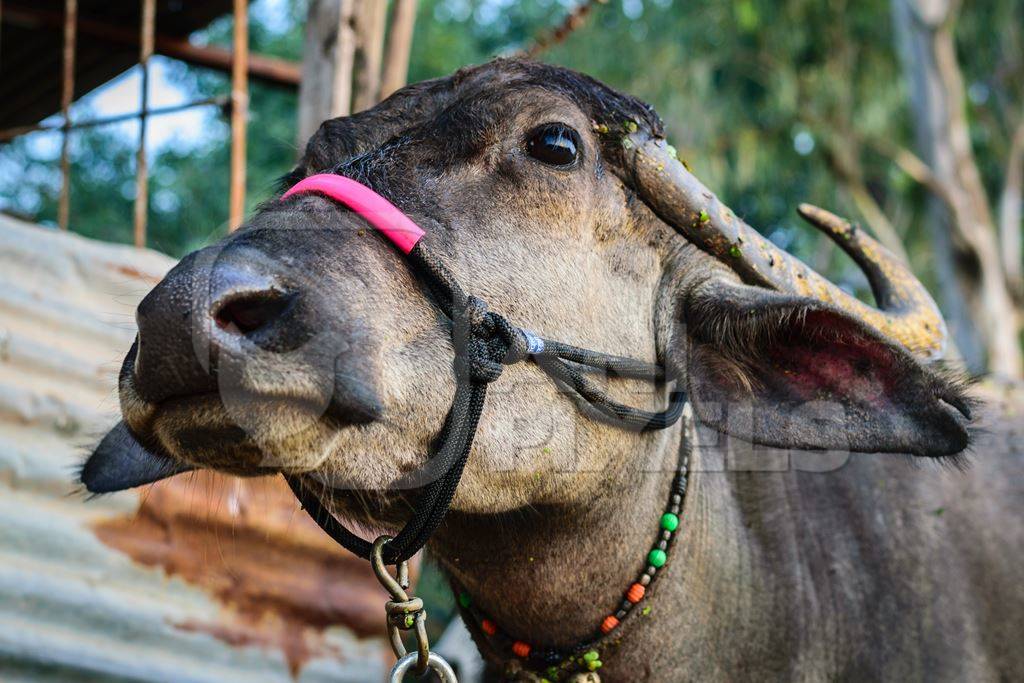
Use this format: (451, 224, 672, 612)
(600, 615, 620, 634)
(481, 619, 497, 636)
(626, 583, 646, 604)
(512, 641, 531, 659)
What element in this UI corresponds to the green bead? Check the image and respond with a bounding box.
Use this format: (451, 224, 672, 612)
(583, 650, 599, 663)
(588, 659, 603, 671)
(660, 512, 679, 532)
(648, 548, 667, 567)
(458, 592, 472, 609)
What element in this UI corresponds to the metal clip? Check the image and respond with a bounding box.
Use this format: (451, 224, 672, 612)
(372, 536, 458, 681)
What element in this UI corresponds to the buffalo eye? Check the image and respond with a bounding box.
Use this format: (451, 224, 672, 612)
(525, 123, 581, 167)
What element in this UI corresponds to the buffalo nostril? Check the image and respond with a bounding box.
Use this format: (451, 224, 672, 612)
(214, 291, 292, 336)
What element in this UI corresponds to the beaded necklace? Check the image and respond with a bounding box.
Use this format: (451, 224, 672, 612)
(453, 403, 693, 682)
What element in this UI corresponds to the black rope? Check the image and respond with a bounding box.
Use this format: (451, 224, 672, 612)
(289, 239, 684, 565)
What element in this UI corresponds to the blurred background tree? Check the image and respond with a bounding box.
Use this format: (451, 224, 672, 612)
(0, 0, 1021, 374)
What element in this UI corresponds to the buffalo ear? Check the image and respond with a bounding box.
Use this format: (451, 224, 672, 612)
(80, 421, 193, 493)
(682, 281, 973, 457)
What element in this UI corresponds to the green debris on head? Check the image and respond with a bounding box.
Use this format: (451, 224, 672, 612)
(729, 245, 743, 258)
(699, 209, 710, 223)
(622, 137, 634, 149)
(623, 120, 639, 133)
(594, 122, 610, 135)
(666, 144, 678, 159)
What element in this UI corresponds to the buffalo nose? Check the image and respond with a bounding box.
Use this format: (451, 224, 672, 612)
(213, 285, 293, 337)
(132, 247, 304, 405)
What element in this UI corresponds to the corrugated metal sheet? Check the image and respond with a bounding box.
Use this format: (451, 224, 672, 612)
(0, 216, 391, 682)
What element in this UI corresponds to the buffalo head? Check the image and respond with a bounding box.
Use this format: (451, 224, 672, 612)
(82, 59, 971, 522)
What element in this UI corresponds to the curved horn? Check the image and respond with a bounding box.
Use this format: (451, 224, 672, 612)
(618, 133, 947, 360)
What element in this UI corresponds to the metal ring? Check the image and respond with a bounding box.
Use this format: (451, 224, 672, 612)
(388, 651, 458, 683)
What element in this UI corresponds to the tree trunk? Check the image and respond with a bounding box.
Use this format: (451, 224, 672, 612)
(891, 0, 1022, 377)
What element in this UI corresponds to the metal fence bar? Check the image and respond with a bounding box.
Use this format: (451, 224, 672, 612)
(228, 0, 248, 232)
(9, 1, 255, 240)
(133, 0, 155, 248)
(0, 97, 229, 142)
(58, 0, 76, 231)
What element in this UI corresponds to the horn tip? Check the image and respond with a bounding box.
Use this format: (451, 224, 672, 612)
(797, 203, 852, 237)
(797, 202, 833, 222)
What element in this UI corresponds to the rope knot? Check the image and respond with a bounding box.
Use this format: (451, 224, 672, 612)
(452, 297, 543, 381)
(454, 296, 505, 383)
(487, 313, 534, 365)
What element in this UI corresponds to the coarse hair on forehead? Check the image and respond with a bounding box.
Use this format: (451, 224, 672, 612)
(451, 58, 665, 135)
(291, 58, 666, 183)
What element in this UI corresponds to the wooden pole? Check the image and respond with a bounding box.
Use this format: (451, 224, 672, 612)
(352, 0, 386, 111)
(297, 0, 356, 148)
(331, 0, 356, 117)
(379, 0, 417, 100)
(133, 0, 155, 248)
(228, 0, 248, 232)
(58, 0, 76, 231)
(4, 4, 301, 87)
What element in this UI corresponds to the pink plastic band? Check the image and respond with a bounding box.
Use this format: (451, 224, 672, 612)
(281, 174, 425, 255)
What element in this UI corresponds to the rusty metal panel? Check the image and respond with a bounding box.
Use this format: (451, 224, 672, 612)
(0, 215, 390, 681)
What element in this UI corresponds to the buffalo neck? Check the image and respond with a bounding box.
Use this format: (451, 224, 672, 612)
(428, 423, 1016, 680)
(428, 420, 770, 678)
